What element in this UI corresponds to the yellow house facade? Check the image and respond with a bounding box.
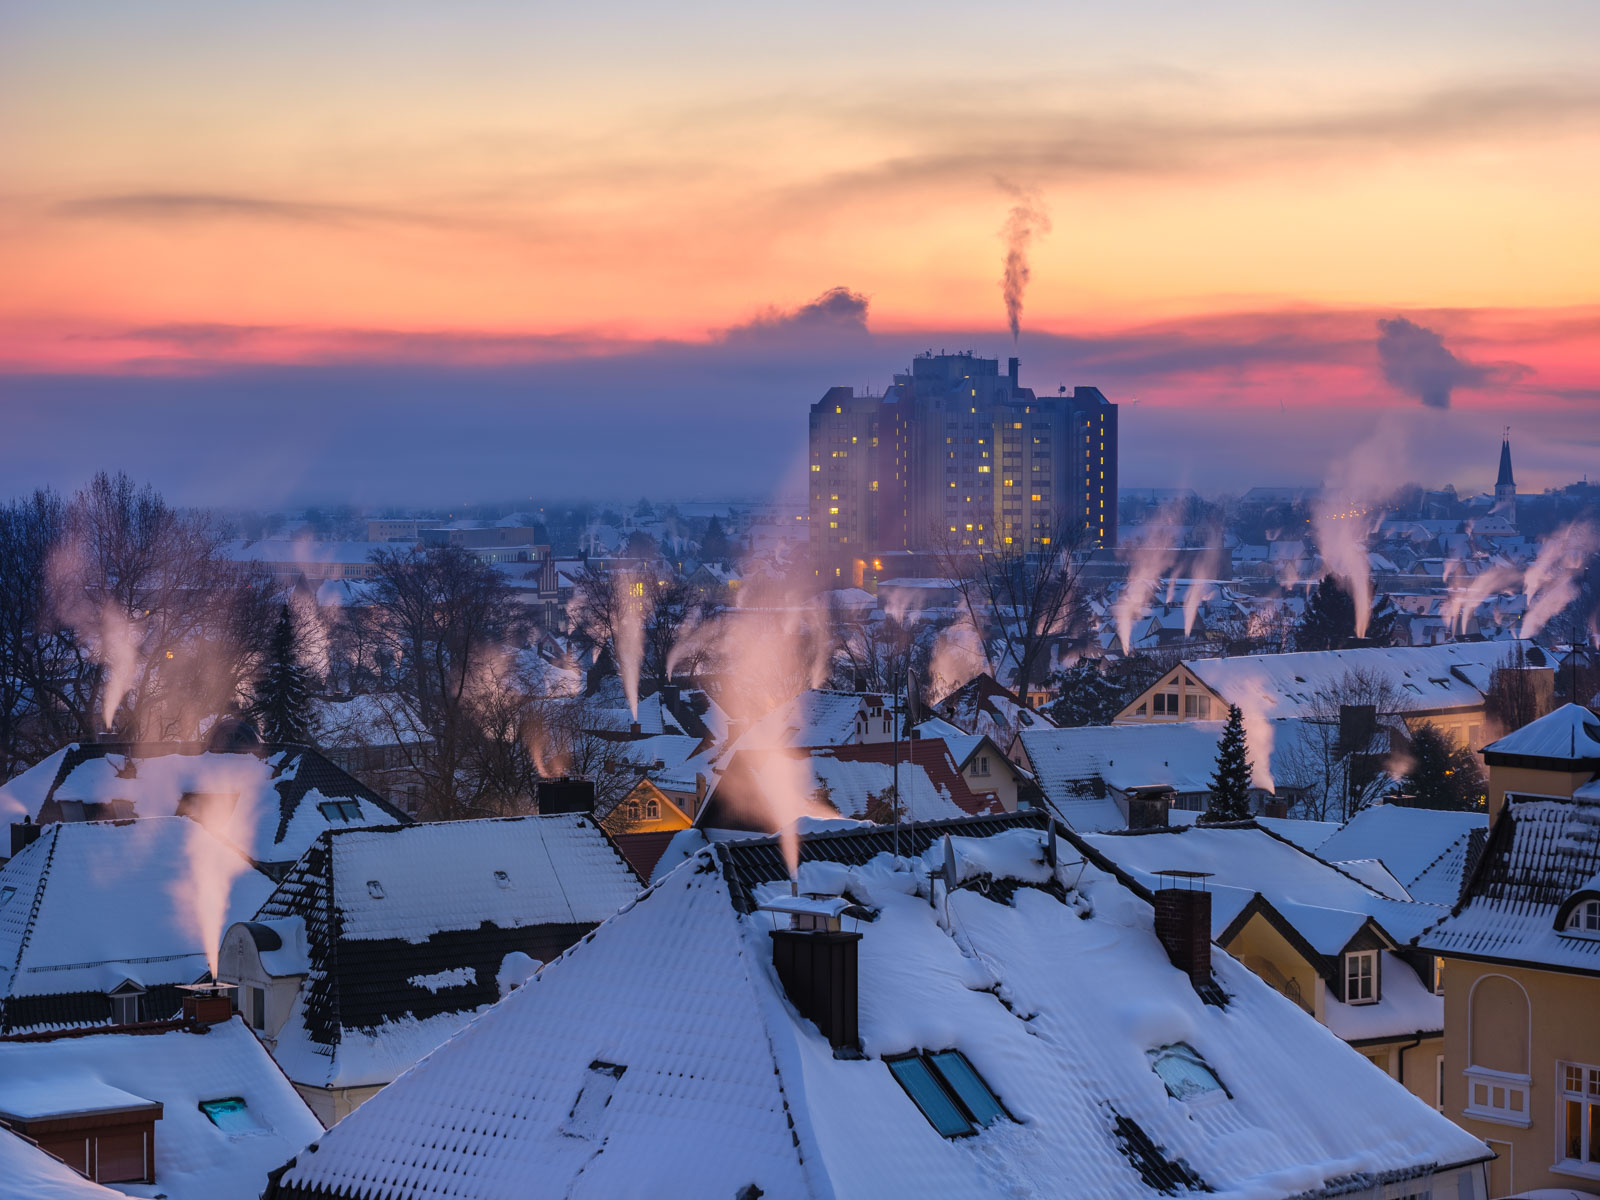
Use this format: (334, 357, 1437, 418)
(1421, 704, 1600, 1198)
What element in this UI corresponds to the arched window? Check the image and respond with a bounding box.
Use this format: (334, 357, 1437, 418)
(644, 799, 660, 820)
(1465, 974, 1531, 1126)
(1564, 899, 1600, 934)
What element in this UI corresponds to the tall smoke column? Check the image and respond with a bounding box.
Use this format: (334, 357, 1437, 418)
(998, 184, 1051, 341)
(699, 567, 836, 876)
(171, 765, 257, 976)
(1442, 562, 1522, 635)
(1230, 675, 1276, 793)
(1183, 546, 1224, 637)
(928, 613, 989, 699)
(1521, 520, 1599, 639)
(1113, 515, 1181, 653)
(612, 573, 644, 721)
(46, 541, 145, 732)
(1313, 422, 1405, 641)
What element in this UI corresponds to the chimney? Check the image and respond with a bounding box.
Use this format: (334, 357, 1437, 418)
(537, 777, 597, 815)
(1126, 786, 1172, 830)
(178, 982, 237, 1026)
(762, 896, 859, 1052)
(1153, 871, 1212, 987)
(661, 683, 681, 709)
(1008, 356, 1020, 387)
(629, 721, 642, 736)
(1262, 798, 1289, 820)
(10, 820, 42, 858)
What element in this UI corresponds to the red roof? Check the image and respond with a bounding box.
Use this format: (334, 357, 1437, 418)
(611, 831, 682, 881)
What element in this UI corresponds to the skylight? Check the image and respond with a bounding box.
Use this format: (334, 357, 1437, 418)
(366, 880, 385, 899)
(888, 1050, 1008, 1137)
(1148, 1043, 1227, 1102)
(319, 800, 362, 822)
(0, 886, 15, 907)
(199, 1097, 263, 1134)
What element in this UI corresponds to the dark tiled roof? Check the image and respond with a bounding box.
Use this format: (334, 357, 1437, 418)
(611, 830, 680, 880)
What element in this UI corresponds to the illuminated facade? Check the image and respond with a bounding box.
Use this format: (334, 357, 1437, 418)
(809, 352, 1117, 584)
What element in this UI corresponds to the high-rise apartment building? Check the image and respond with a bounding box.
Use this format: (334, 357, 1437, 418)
(809, 352, 1117, 585)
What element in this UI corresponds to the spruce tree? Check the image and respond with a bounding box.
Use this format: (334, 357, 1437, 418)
(1295, 575, 1357, 651)
(1398, 722, 1486, 811)
(1204, 704, 1255, 822)
(250, 604, 313, 744)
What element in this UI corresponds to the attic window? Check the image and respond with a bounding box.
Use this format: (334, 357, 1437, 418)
(1344, 950, 1379, 1004)
(199, 1097, 261, 1134)
(108, 982, 145, 1026)
(563, 1061, 626, 1138)
(319, 800, 362, 822)
(1403, 683, 1423, 695)
(887, 1050, 1007, 1137)
(366, 880, 385, 899)
(494, 870, 511, 888)
(1564, 900, 1600, 936)
(0, 886, 14, 907)
(1148, 1043, 1227, 1102)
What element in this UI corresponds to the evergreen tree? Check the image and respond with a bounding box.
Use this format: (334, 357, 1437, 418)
(250, 604, 313, 743)
(699, 515, 731, 563)
(1397, 722, 1486, 811)
(1047, 659, 1126, 727)
(1295, 575, 1395, 651)
(1203, 704, 1254, 822)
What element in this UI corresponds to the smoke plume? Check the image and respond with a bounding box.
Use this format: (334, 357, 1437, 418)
(46, 540, 146, 731)
(1313, 421, 1406, 640)
(1521, 520, 1599, 640)
(1183, 547, 1225, 637)
(612, 572, 644, 721)
(1113, 510, 1182, 653)
(1441, 561, 1522, 635)
(998, 184, 1051, 341)
(1375, 316, 1490, 409)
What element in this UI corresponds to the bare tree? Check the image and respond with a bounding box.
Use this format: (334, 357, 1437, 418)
(1484, 643, 1547, 735)
(937, 519, 1092, 696)
(367, 545, 526, 821)
(1280, 666, 1405, 822)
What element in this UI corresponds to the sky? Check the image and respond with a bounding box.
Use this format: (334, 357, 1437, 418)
(1, 1, 1597, 506)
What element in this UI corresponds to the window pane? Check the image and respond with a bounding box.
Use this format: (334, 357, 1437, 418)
(1590, 1104, 1600, 1163)
(200, 1098, 259, 1133)
(929, 1051, 1004, 1127)
(1570, 1099, 1584, 1160)
(889, 1057, 971, 1137)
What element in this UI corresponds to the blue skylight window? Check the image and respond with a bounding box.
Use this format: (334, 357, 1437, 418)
(199, 1097, 262, 1134)
(563, 1061, 626, 1138)
(929, 1051, 1005, 1128)
(1148, 1043, 1227, 1102)
(889, 1051, 1009, 1137)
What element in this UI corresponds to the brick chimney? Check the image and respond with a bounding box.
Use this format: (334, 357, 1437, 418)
(10, 820, 42, 859)
(179, 982, 237, 1026)
(1153, 871, 1212, 987)
(763, 896, 860, 1052)
(537, 777, 597, 815)
(1126, 786, 1171, 830)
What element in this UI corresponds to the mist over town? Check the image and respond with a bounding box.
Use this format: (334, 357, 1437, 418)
(2, 4, 1598, 1199)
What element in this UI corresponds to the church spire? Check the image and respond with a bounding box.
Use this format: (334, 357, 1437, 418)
(1496, 427, 1515, 489)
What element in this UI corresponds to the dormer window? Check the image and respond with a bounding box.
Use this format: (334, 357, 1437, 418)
(108, 981, 145, 1025)
(1565, 900, 1600, 935)
(319, 800, 362, 822)
(1344, 950, 1379, 1005)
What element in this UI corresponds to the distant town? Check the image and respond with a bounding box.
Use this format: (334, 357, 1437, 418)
(1, 350, 1597, 1200)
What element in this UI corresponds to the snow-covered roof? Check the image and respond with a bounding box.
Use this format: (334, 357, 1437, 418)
(0, 1018, 322, 1200)
(1083, 823, 1445, 948)
(1, 742, 409, 870)
(268, 812, 1486, 1199)
(1481, 703, 1600, 764)
(1421, 792, 1600, 974)
(1314, 806, 1487, 896)
(730, 689, 883, 752)
(222, 539, 390, 565)
(245, 815, 641, 1091)
(0, 1126, 126, 1197)
(0, 819, 274, 1031)
(1255, 816, 1340, 851)
(701, 739, 995, 831)
(1180, 641, 1523, 721)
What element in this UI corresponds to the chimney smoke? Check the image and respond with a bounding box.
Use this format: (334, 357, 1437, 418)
(997, 183, 1050, 342)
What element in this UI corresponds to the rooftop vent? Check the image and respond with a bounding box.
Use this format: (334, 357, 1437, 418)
(1126, 786, 1172, 830)
(761, 894, 860, 1052)
(1153, 870, 1212, 989)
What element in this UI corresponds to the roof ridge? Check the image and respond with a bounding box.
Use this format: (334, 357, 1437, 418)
(5, 825, 60, 991)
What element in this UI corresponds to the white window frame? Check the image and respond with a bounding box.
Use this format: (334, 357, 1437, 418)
(1564, 900, 1600, 936)
(1555, 1061, 1600, 1180)
(1463, 1065, 1532, 1128)
(1344, 949, 1379, 1005)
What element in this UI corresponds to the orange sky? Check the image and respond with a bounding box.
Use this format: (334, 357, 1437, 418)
(4, 3, 1600, 372)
